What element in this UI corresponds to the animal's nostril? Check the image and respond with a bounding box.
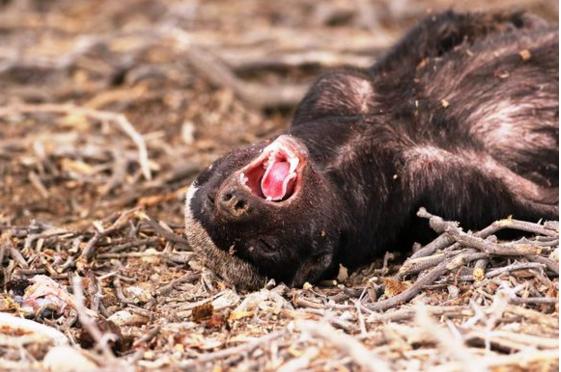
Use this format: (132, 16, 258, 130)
(234, 200, 247, 211)
(216, 188, 250, 218)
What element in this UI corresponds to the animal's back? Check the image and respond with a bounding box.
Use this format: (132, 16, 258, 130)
(406, 26, 559, 220)
(358, 23, 559, 232)
(424, 26, 557, 181)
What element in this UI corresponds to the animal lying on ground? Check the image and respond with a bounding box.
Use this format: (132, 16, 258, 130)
(185, 10, 559, 290)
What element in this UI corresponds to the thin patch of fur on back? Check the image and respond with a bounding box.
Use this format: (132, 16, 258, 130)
(423, 28, 558, 184)
(293, 70, 374, 123)
(425, 29, 557, 99)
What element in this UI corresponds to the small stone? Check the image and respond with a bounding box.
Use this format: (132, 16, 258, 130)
(124, 283, 153, 304)
(108, 310, 149, 327)
(43, 346, 97, 371)
(140, 248, 161, 264)
(0, 312, 68, 346)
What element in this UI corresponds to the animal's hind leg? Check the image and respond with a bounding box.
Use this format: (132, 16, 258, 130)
(404, 146, 558, 231)
(461, 153, 558, 221)
(481, 156, 558, 219)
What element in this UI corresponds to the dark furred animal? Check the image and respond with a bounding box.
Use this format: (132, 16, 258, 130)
(185, 11, 559, 290)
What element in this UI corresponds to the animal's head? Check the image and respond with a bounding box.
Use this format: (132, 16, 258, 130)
(185, 70, 376, 290)
(185, 135, 344, 289)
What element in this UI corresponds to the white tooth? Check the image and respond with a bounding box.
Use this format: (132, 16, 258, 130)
(288, 156, 299, 173)
(240, 172, 248, 184)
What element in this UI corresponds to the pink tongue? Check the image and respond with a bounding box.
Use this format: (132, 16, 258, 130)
(261, 161, 293, 200)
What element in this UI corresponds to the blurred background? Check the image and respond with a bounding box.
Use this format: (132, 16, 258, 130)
(0, 0, 558, 227)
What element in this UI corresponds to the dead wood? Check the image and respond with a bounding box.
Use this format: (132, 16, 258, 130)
(369, 208, 558, 313)
(177, 42, 309, 109)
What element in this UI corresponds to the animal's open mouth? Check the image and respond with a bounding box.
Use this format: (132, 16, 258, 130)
(239, 135, 307, 202)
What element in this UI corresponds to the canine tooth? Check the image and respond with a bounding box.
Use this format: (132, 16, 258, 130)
(288, 156, 299, 173)
(240, 173, 248, 184)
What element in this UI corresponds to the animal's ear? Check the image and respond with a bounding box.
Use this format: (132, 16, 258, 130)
(293, 70, 374, 124)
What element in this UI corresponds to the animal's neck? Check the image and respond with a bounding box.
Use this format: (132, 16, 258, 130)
(319, 127, 413, 268)
(289, 116, 420, 268)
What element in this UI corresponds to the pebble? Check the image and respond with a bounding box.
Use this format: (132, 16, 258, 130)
(108, 310, 149, 326)
(43, 346, 97, 371)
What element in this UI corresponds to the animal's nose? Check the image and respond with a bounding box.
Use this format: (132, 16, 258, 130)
(217, 188, 249, 219)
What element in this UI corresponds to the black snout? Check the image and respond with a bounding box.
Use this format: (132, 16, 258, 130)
(217, 188, 249, 219)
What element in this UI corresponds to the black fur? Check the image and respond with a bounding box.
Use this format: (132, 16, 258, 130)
(186, 11, 559, 289)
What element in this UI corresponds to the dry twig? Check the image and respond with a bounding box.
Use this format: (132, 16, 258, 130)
(297, 320, 391, 372)
(0, 104, 152, 180)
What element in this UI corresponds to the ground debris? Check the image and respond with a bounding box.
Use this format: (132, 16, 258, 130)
(1, 203, 557, 370)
